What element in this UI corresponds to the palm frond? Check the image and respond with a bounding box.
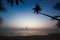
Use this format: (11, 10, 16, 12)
(0, 0, 7, 12)
(20, 0, 24, 4)
(33, 4, 42, 14)
(56, 22, 60, 28)
(15, 0, 19, 6)
(7, 0, 14, 6)
(54, 2, 60, 10)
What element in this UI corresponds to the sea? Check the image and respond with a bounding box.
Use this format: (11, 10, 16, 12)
(0, 26, 60, 36)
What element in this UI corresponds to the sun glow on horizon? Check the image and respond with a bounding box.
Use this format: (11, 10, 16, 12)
(4, 13, 56, 29)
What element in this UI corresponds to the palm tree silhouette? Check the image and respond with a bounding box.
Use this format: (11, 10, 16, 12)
(33, 4, 42, 14)
(52, 2, 60, 19)
(51, 16, 60, 20)
(33, 4, 60, 21)
(33, 3, 60, 28)
(52, 2, 60, 28)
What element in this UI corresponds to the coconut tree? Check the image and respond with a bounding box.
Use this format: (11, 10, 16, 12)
(33, 4, 60, 21)
(52, 2, 60, 28)
(33, 4, 60, 28)
(33, 4, 42, 14)
(51, 16, 60, 28)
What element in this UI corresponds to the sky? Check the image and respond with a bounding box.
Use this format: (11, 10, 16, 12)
(0, 0, 60, 29)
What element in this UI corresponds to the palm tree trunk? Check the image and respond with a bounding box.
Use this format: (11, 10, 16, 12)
(40, 13, 60, 21)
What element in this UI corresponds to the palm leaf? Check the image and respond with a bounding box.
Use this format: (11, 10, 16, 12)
(54, 2, 60, 10)
(56, 22, 60, 28)
(15, 0, 19, 6)
(7, 0, 14, 6)
(20, 0, 24, 4)
(0, 0, 7, 12)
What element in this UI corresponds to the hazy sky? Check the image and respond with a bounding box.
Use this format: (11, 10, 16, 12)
(1, 0, 60, 29)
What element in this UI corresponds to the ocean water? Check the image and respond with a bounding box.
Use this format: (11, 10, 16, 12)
(0, 27, 60, 36)
(0, 29, 48, 36)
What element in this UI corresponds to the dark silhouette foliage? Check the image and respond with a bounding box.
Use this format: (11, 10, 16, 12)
(0, 0, 7, 12)
(52, 17, 60, 28)
(33, 3, 60, 28)
(15, 0, 19, 6)
(0, 0, 24, 11)
(51, 16, 60, 20)
(7, 0, 14, 6)
(7, 0, 24, 6)
(33, 4, 60, 21)
(53, 2, 60, 28)
(33, 4, 42, 14)
(20, 0, 24, 4)
(40, 13, 60, 21)
(54, 2, 60, 10)
(56, 22, 60, 28)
